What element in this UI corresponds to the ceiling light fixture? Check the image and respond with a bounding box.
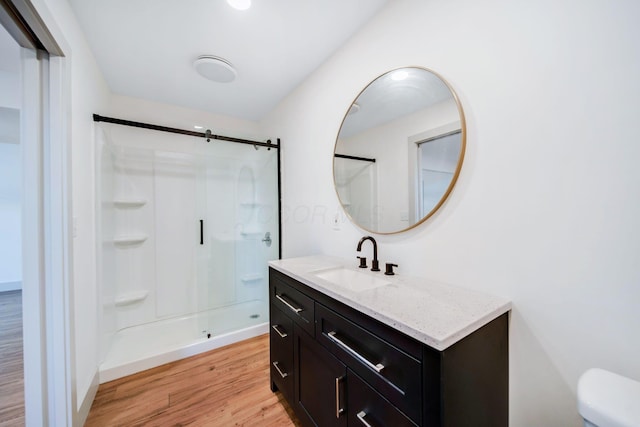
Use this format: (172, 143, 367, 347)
(193, 56, 237, 83)
(391, 70, 409, 81)
(226, 0, 251, 10)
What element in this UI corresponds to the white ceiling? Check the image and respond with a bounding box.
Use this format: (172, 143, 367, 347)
(338, 68, 455, 138)
(68, 0, 388, 121)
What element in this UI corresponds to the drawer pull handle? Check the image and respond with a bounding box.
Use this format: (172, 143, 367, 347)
(271, 324, 288, 338)
(335, 376, 344, 418)
(357, 411, 373, 427)
(272, 361, 288, 379)
(275, 294, 303, 314)
(327, 331, 385, 373)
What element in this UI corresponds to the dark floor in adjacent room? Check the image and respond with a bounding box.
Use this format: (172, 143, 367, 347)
(0, 290, 24, 427)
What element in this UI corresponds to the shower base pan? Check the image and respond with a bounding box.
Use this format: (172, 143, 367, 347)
(99, 300, 268, 383)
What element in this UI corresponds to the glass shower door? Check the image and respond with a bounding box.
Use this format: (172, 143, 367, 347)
(153, 150, 202, 340)
(197, 140, 279, 337)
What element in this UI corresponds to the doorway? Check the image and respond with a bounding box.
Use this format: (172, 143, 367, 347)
(1, 0, 71, 424)
(0, 20, 24, 425)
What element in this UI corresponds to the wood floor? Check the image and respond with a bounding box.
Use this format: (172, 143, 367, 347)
(86, 334, 301, 426)
(0, 290, 24, 427)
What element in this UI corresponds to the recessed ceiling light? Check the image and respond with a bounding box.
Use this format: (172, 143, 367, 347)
(194, 125, 204, 130)
(391, 70, 409, 81)
(193, 56, 237, 83)
(227, 0, 251, 10)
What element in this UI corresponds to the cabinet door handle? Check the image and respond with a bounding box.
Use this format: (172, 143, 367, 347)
(327, 331, 385, 373)
(357, 411, 373, 427)
(272, 361, 288, 379)
(335, 376, 344, 418)
(275, 294, 303, 314)
(271, 324, 288, 338)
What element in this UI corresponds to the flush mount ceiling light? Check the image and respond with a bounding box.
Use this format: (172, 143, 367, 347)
(226, 0, 251, 10)
(391, 70, 409, 81)
(193, 56, 237, 83)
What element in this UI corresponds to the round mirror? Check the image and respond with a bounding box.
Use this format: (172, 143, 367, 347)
(333, 67, 466, 234)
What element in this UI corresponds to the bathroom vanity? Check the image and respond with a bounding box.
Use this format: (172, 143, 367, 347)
(268, 256, 511, 427)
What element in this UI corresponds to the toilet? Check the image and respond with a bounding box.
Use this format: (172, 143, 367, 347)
(578, 368, 640, 427)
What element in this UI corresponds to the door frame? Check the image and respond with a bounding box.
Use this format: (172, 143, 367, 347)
(1, 0, 75, 424)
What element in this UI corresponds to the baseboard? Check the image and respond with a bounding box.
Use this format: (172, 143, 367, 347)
(0, 281, 21, 292)
(75, 371, 99, 426)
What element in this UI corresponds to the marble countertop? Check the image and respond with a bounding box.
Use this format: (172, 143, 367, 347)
(269, 255, 511, 351)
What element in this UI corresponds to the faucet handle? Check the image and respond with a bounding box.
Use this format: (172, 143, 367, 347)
(384, 263, 398, 276)
(357, 256, 367, 268)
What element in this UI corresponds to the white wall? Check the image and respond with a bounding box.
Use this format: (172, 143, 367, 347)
(263, 0, 640, 425)
(0, 26, 22, 292)
(0, 142, 21, 289)
(109, 95, 265, 140)
(32, 0, 111, 416)
(0, 71, 20, 109)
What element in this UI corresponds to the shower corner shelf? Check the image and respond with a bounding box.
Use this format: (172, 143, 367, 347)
(114, 290, 149, 307)
(239, 202, 270, 207)
(113, 234, 148, 245)
(241, 274, 263, 283)
(113, 199, 147, 208)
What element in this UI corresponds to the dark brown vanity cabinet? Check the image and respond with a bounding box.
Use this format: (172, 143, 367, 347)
(269, 267, 509, 427)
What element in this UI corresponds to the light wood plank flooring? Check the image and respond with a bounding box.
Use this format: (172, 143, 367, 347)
(86, 334, 301, 426)
(0, 290, 24, 427)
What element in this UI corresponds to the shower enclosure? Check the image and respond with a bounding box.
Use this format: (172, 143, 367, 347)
(96, 118, 280, 382)
(334, 155, 377, 231)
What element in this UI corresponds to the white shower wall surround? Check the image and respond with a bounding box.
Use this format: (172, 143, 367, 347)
(96, 124, 279, 382)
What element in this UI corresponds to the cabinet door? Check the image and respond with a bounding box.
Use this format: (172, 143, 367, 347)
(294, 325, 347, 427)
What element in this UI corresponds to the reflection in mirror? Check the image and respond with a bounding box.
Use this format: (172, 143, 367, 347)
(334, 67, 465, 234)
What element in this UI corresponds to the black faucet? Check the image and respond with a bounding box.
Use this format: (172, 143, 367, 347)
(357, 236, 380, 272)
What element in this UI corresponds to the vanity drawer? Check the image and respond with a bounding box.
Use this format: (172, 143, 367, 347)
(316, 304, 422, 424)
(348, 369, 418, 427)
(269, 306, 294, 401)
(270, 272, 315, 337)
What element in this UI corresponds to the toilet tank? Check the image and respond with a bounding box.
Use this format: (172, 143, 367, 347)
(578, 368, 640, 427)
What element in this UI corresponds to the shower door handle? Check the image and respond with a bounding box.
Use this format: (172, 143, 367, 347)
(199, 220, 203, 245)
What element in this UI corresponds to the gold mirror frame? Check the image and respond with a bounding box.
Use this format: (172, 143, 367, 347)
(333, 67, 466, 235)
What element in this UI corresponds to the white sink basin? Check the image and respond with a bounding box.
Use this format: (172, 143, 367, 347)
(311, 267, 391, 292)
